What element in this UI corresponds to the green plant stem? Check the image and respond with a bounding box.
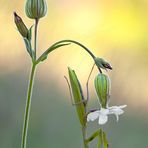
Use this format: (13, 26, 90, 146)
(34, 19, 39, 60)
(52, 40, 96, 59)
(21, 63, 36, 148)
(82, 126, 89, 148)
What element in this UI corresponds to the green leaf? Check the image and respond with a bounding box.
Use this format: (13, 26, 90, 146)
(27, 25, 34, 41)
(86, 130, 100, 143)
(24, 38, 34, 58)
(37, 43, 70, 63)
(68, 67, 86, 126)
(86, 129, 109, 148)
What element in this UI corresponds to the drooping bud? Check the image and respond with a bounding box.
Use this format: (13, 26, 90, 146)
(14, 12, 28, 38)
(94, 73, 111, 108)
(68, 67, 86, 126)
(25, 0, 47, 19)
(94, 57, 112, 70)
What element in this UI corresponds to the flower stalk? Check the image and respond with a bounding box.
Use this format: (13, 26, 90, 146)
(82, 126, 89, 148)
(21, 4, 40, 147)
(34, 18, 39, 60)
(21, 63, 36, 148)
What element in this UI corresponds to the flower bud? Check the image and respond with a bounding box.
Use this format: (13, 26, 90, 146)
(14, 12, 28, 38)
(94, 57, 112, 70)
(94, 73, 111, 108)
(25, 0, 47, 19)
(68, 67, 86, 126)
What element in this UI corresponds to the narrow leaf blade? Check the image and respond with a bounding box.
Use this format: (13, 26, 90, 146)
(27, 25, 34, 41)
(37, 43, 70, 63)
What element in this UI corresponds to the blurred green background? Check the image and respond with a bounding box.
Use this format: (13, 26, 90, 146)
(0, 0, 148, 147)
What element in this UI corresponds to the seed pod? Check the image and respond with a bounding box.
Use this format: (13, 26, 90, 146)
(94, 57, 112, 70)
(25, 0, 47, 19)
(94, 73, 111, 108)
(68, 67, 86, 126)
(14, 12, 28, 38)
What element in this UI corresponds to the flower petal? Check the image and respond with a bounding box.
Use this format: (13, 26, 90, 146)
(100, 108, 110, 115)
(119, 105, 127, 109)
(87, 111, 99, 122)
(109, 105, 127, 115)
(98, 114, 108, 125)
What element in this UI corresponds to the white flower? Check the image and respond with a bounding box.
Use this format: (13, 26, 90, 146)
(87, 105, 127, 125)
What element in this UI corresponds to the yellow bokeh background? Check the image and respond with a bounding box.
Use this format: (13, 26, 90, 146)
(1, 0, 148, 107)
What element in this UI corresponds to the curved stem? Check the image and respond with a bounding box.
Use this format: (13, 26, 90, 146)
(34, 19, 39, 60)
(86, 63, 95, 103)
(37, 39, 96, 63)
(21, 63, 36, 148)
(52, 40, 96, 59)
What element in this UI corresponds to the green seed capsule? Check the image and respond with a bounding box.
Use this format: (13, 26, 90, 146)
(14, 12, 28, 38)
(25, 0, 47, 19)
(68, 67, 86, 126)
(94, 73, 111, 108)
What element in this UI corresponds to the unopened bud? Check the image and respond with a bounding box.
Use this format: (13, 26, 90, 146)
(94, 57, 112, 70)
(94, 73, 111, 108)
(14, 12, 28, 38)
(25, 0, 47, 19)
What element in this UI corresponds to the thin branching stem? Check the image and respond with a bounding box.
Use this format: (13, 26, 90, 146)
(82, 126, 89, 148)
(86, 63, 95, 103)
(21, 18, 39, 148)
(21, 63, 36, 148)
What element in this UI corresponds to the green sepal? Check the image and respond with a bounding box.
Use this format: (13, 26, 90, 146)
(37, 43, 70, 63)
(94, 73, 110, 108)
(68, 67, 86, 126)
(24, 38, 34, 59)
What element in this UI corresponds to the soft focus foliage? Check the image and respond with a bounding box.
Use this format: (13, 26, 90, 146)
(0, 0, 148, 147)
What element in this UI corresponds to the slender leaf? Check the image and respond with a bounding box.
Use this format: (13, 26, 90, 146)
(37, 43, 70, 63)
(86, 129, 109, 148)
(27, 25, 34, 41)
(86, 130, 100, 143)
(24, 38, 34, 58)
